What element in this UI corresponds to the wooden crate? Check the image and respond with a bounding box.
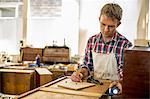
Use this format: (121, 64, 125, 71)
(20, 47, 43, 62)
(123, 47, 150, 98)
(0, 69, 36, 95)
(35, 68, 53, 87)
(42, 46, 70, 63)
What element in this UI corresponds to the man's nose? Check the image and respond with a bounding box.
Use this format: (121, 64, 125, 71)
(104, 26, 109, 32)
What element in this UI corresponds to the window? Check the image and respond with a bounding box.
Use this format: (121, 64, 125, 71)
(26, 0, 79, 56)
(0, 0, 23, 54)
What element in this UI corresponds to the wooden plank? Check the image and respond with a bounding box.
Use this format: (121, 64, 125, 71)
(49, 78, 111, 94)
(0, 69, 34, 73)
(57, 79, 95, 90)
(40, 87, 102, 97)
(4, 66, 28, 70)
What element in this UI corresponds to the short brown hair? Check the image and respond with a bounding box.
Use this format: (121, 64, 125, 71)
(100, 3, 122, 21)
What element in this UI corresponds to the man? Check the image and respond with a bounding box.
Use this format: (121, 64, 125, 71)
(71, 3, 132, 95)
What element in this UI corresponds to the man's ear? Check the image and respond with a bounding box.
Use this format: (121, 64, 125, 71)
(117, 21, 121, 27)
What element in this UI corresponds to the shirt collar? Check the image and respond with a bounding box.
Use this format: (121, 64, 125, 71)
(112, 31, 118, 42)
(99, 31, 118, 43)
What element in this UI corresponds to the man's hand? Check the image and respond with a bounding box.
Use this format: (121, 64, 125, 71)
(70, 71, 83, 82)
(109, 81, 122, 94)
(70, 67, 89, 82)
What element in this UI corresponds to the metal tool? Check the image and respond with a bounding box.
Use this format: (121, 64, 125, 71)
(87, 76, 103, 85)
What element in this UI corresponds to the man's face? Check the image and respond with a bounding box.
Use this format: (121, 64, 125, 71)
(99, 15, 120, 38)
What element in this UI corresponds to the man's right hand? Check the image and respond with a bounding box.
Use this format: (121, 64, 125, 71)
(70, 67, 89, 82)
(70, 71, 83, 82)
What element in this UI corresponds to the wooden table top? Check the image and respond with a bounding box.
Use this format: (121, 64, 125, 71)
(19, 76, 111, 99)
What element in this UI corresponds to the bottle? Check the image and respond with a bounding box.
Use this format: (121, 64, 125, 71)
(108, 86, 120, 96)
(36, 54, 40, 67)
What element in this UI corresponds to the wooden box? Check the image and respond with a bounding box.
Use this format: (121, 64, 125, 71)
(123, 47, 150, 98)
(0, 69, 35, 95)
(42, 46, 70, 63)
(20, 47, 43, 62)
(35, 68, 53, 87)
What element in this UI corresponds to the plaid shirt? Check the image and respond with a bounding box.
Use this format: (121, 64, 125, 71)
(81, 31, 132, 80)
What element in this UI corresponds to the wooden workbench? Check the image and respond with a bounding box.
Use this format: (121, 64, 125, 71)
(17, 76, 111, 99)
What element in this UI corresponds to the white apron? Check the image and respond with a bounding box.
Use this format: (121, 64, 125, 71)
(92, 45, 119, 81)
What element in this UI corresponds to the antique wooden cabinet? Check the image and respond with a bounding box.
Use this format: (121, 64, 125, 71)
(20, 47, 43, 62)
(20, 46, 70, 64)
(122, 47, 150, 98)
(42, 46, 70, 64)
